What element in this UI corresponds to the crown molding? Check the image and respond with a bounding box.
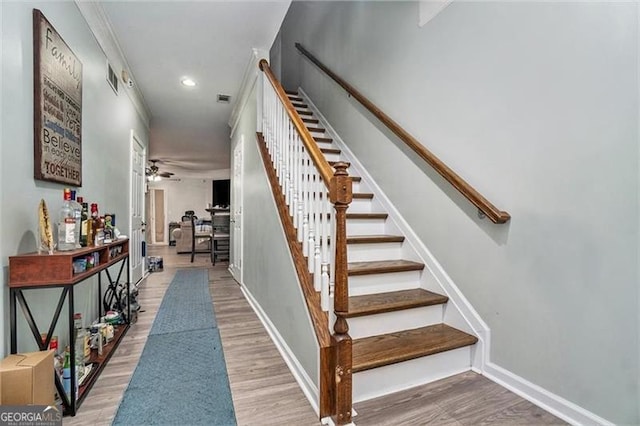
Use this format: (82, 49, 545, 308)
(74, 1, 151, 128)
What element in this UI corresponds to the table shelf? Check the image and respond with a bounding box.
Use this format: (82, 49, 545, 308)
(9, 238, 131, 416)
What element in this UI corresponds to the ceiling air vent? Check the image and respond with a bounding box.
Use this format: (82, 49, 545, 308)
(217, 94, 231, 104)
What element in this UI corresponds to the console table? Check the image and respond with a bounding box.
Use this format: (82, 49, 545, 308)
(8, 238, 130, 416)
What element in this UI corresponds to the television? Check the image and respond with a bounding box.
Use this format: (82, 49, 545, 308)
(212, 179, 230, 208)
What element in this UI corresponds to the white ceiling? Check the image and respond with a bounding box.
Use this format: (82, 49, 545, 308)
(101, 1, 291, 178)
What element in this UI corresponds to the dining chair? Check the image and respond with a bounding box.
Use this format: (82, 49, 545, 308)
(190, 215, 213, 263)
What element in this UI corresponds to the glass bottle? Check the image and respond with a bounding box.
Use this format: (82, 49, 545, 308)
(70, 191, 82, 248)
(57, 189, 76, 251)
(62, 346, 71, 398)
(89, 203, 98, 246)
(79, 199, 89, 247)
(73, 313, 85, 383)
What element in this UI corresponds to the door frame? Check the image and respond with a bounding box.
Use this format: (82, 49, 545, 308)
(230, 136, 244, 282)
(129, 130, 146, 285)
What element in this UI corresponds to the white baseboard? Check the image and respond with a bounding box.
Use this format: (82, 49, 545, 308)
(240, 283, 321, 417)
(482, 362, 613, 426)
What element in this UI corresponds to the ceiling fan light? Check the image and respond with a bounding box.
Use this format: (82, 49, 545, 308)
(181, 78, 196, 87)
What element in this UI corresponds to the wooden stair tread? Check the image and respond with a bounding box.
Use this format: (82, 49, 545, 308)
(346, 212, 387, 219)
(288, 95, 303, 102)
(347, 234, 404, 244)
(285, 90, 298, 96)
(314, 136, 333, 143)
(320, 147, 341, 155)
(352, 324, 478, 373)
(297, 110, 313, 116)
(346, 288, 448, 318)
(348, 259, 424, 276)
(292, 102, 308, 109)
(302, 118, 319, 124)
(353, 192, 373, 199)
(350, 176, 362, 182)
(321, 191, 371, 199)
(306, 127, 326, 133)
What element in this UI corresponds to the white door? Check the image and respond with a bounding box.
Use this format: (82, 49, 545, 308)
(130, 131, 145, 285)
(230, 137, 244, 280)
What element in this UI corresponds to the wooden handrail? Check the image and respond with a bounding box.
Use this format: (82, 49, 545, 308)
(259, 59, 354, 425)
(294, 43, 511, 224)
(259, 59, 335, 186)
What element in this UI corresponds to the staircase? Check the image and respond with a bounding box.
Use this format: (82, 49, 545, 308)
(287, 90, 479, 406)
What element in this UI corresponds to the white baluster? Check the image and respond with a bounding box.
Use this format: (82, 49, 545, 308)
(308, 169, 316, 274)
(301, 150, 310, 256)
(321, 176, 331, 311)
(313, 173, 322, 291)
(292, 133, 300, 228)
(277, 104, 283, 186)
(296, 136, 304, 239)
(329, 200, 336, 304)
(284, 119, 289, 206)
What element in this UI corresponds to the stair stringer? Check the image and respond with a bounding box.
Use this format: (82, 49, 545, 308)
(298, 87, 491, 372)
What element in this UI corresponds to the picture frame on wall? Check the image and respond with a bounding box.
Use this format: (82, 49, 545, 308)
(33, 9, 83, 186)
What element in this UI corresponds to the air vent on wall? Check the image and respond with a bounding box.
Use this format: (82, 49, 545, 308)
(217, 94, 231, 103)
(107, 62, 118, 95)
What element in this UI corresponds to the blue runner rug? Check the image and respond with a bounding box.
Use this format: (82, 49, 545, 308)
(113, 269, 236, 425)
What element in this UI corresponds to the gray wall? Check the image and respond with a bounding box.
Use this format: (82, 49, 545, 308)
(230, 84, 319, 387)
(279, 2, 639, 424)
(1, 2, 149, 356)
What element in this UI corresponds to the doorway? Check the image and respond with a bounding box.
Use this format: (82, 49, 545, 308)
(147, 188, 167, 245)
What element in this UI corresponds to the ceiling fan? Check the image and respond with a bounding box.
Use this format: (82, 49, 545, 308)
(146, 159, 174, 181)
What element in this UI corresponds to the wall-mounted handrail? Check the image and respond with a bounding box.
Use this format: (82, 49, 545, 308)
(295, 43, 511, 224)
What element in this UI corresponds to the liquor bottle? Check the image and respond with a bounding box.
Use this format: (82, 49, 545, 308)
(62, 346, 71, 397)
(90, 203, 99, 221)
(73, 313, 86, 382)
(79, 199, 89, 247)
(89, 203, 98, 246)
(57, 189, 76, 251)
(70, 191, 82, 248)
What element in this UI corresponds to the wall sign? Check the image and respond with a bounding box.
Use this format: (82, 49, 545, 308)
(33, 9, 83, 186)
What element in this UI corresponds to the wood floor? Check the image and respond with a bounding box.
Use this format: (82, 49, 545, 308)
(64, 245, 563, 425)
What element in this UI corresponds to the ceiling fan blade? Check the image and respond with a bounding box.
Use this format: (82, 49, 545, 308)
(159, 172, 174, 178)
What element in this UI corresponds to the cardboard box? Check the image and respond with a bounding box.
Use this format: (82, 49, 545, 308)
(0, 350, 55, 405)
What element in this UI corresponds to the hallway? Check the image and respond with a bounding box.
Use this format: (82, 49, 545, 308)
(64, 245, 319, 425)
(64, 246, 562, 425)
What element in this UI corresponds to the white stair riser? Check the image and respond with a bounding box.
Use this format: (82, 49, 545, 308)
(353, 347, 472, 402)
(346, 218, 386, 235)
(323, 152, 341, 162)
(351, 181, 363, 193)
(314, 140, 334, 147)
(346, 198, 373, 213)
(348, 305, 444, 339)
(348, 243, 403, 262)
(349, 270, 422, 296)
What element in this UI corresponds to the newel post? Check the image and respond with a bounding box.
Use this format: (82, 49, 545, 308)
(329, 162, 353, 425)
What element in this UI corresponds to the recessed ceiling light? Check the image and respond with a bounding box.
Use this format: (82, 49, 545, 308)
(181, 78, 196, 87)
